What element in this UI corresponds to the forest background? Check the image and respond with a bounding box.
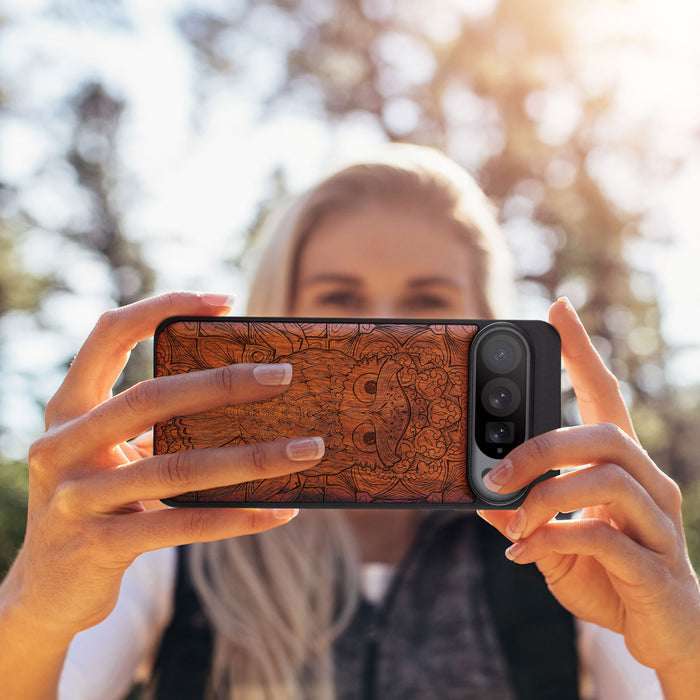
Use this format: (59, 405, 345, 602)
(1, 0, 700, 574)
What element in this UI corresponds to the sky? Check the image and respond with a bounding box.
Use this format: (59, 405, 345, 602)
(1, 0, 700, 457)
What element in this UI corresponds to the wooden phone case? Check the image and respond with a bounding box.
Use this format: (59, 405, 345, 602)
(154, 318, 481, 506)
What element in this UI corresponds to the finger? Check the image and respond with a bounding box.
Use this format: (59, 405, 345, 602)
(66, 362, 293, 457)
(476, 509, 516, 540)
(483, 423, 681, 515)
(503, 464, 675, 554)
(120, 431, 153, 462)
(128, 430, 153, 459)
(47, 292, 235, 424)
(503, 517, 663, 588)
(548, 298, 636, 439)
(109, 506, 301, 557)
(86, 437, 325, 508)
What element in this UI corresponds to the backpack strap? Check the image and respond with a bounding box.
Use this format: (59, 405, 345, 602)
(477, 515, 580, 700)
(146, 546, 212, 699)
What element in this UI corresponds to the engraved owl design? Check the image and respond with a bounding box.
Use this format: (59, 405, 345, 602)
(154, 321, 476, 504)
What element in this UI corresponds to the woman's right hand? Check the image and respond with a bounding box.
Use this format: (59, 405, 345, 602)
(1, 292, 324, 642)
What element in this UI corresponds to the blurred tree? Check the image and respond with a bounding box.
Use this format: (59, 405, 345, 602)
(62, 81, 156, 391)
(0, 190, 46, 577)
(0, 26, 155, 568)
(0, 12, 46, 571)
(0, 205, 54, 317)
(176, 0, 700, 494)
(0, 80, 156, 418)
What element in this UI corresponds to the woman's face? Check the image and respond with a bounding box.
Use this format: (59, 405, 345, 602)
(292, 202, 485, 319)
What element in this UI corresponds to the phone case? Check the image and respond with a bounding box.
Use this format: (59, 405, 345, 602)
(154, 317, 560, 508)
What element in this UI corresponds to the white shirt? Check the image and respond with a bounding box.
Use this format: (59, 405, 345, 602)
(59, 548, 663, 700)
(59, 548, 176, 700)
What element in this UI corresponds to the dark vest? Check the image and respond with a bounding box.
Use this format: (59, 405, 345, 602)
(148, 514, 579, 699)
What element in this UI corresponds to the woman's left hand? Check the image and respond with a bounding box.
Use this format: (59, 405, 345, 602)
(478, 298, 700, 696)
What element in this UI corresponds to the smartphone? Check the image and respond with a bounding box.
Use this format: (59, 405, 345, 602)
(154, 317, 560, 509)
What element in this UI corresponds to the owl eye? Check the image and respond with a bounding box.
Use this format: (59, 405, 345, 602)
(363, 431, 376, 446)
(352, 422, 379, 453)
(353, 373, 379, 402)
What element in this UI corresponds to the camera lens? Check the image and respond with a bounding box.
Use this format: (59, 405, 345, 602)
(481, 378, 521, 417)
(482, 334, 522, 374)
(489, 387, 510, 411)
(486, 421, 514, 444)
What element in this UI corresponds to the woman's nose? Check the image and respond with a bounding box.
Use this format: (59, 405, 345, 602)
(364, 301, 398, 318)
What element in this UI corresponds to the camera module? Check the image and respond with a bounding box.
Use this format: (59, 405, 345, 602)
(470, 323, 531, 463)
(467, 320, 560, 507)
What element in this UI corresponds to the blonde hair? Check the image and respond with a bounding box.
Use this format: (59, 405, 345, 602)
(246, 144, 514, 317)
(188, 144, 514, 699)
(189, 512, 359, 700)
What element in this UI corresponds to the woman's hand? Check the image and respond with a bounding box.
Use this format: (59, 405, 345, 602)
(478, 298, 700, 696)
(1, 292, 324, 644)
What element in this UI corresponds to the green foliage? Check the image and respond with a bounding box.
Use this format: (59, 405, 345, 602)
(682, 478, 700, 572)
(0, 222, 54, 316)
(0, 460, 28, 577)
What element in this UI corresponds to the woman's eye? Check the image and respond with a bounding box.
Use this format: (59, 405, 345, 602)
(315, 291, 365, 310)
(403, 295, 451, 312)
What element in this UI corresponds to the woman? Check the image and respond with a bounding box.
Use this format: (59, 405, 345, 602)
(0, 145, 698, 699)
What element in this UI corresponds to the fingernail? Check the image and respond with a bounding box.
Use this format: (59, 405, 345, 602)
(505, 541, 527, 561)
(483, 460, 512, 493)
(199, 293, 236, 309)
(557, 296, 578, 319)
(506, 509, 527, 540)
(286, 437, 325, 461)
(254, 363, 293, 386)
(273, 508, 299, 521)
